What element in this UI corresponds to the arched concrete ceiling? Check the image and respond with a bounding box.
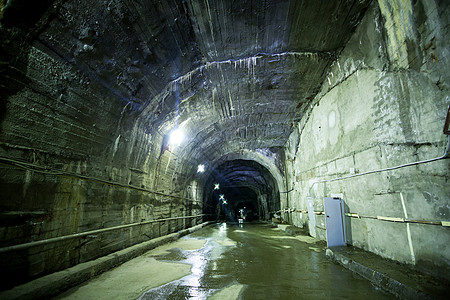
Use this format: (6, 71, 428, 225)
(137, 0, 372, 163)
(2, 0, 370, 165)
(1, 0, 371, 194)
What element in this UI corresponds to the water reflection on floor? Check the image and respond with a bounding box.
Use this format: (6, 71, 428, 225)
(139, 223, 393, 300)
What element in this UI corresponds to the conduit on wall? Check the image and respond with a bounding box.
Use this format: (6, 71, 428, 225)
(0, 214, 206, 254)
(309, 135, 449, 191)
(275, 136, 450, 227)
(0, 156, 198, 202)
(272, 208, 448, 226)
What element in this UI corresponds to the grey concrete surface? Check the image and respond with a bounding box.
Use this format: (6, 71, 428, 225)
(0, 0, 448, 293)
(55, 222, 395, 300)
(0, 222, 210, 300)
(326, 246, 449, 300)
(276, 223, 449, 299)
(283, 0, 450, 281)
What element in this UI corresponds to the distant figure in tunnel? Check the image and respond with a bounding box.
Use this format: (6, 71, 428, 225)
(238, 207, 247, 223)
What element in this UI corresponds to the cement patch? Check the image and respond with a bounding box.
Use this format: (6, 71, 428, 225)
(57, 238, 211, 299)
(55, 257, 191, 300)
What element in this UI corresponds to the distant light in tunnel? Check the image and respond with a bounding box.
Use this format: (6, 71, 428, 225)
(214, 183, 220, 190)
(197, 164, 205, 173)
(168, 128, 184, 146)
(219, 194, 224, 200)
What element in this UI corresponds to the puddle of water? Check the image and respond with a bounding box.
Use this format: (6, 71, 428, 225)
(138, 223, 394, 300)
(57, 223, 395, 300)
(138, 237, 236, 300)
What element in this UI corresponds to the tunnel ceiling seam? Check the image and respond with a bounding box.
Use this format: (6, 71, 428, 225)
(142, 50, 335, 113)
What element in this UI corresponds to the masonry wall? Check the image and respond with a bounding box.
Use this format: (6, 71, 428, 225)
(284, 0, 450, 280)
(0, 7, 201, 291)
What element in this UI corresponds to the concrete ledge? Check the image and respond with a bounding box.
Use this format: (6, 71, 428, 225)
(0, 222, 211, 300)
(326, 246, 448, 300)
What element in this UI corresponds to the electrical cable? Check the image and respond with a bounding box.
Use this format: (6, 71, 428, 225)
(272, 136, 450, 227)
(0, 156, 198, 202)
(309, 135, 450, 191)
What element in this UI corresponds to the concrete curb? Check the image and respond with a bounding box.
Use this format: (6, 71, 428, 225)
(325, 247, 431, 300)
(0, 222, 211, 300)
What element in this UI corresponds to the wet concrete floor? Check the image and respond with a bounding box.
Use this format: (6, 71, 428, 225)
(56, 222, 394, 299)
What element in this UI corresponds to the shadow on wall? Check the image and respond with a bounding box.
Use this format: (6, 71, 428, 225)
(0, 0, 55, 130)
(0, 29, 31, 129)
(343, 201, 353, 245)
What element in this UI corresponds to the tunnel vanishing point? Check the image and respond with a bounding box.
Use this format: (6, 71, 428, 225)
(0, 0, 449, 296)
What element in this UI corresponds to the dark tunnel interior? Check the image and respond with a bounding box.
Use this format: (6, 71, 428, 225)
(203, 159, 280, 222)
(0, 0, 449, 294)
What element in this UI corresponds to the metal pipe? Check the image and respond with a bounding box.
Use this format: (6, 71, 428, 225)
(444, 135, 450, 158)
(309, 138, 450, 191)
(0, 214, 204, 253)
(0, 156, 197, 202)
(270, 208, 445, 226)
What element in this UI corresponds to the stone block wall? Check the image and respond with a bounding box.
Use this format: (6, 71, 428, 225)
(0, 4, 202, 290)
(284, 0, 449, 280)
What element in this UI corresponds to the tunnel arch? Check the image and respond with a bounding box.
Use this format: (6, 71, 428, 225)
(201, 150, 283, 221)
(210, 149, 287, 209)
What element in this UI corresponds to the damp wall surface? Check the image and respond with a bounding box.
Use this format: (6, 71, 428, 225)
(284, 0, 450, 280)
(0, 5, 202, 291)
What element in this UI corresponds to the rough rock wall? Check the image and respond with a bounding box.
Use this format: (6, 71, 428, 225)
(284, 0, 449, 280)
(0, 2, 201, 290)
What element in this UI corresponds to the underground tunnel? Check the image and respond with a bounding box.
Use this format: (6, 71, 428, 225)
(0, 0, 449, 298)
(202, 158, 280, 222)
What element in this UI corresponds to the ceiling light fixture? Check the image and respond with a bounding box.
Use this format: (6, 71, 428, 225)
(197, 164, 205, 173)
(169, 128, 184, 146)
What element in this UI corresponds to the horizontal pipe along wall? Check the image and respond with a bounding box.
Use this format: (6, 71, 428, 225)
(0, 23, 202, 294)
(283, 0, 450, 281)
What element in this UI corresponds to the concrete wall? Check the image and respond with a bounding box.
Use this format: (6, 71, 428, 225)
(284, 0, 450, 280)
(1, 0, 448, 290)
(0, 12, 202, 291)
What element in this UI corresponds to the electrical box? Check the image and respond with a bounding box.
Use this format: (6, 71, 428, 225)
(324, 197, 346, 247)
